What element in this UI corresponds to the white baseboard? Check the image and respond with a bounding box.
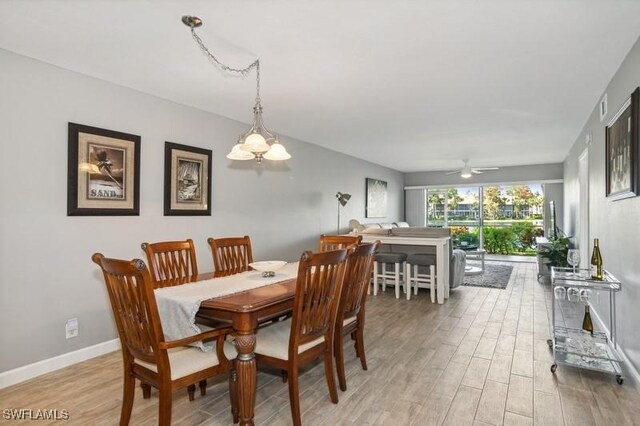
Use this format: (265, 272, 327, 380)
(590, 305, 640, 385)
(0, 339, 120, 389)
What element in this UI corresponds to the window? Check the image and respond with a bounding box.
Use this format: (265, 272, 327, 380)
(422, 184, 544, 255)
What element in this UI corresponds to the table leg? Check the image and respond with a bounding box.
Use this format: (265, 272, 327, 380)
(234, 332, 257, 425)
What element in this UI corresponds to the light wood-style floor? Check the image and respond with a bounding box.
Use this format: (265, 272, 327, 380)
(2, 262, 639, 425)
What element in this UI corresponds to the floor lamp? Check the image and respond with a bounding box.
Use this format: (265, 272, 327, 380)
(336, 192, 351, 234)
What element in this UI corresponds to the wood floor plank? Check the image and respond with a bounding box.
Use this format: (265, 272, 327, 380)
(462, 357, 491, 390)
(515, 331, 534, 352)
(411, 393, 454, 426)
(533, 360, 558, 395)
(474, 337, 498, 360)
(495, 333, 516, 356)
(487, 353, 513, 384)
(511, 350, 534, 377)
(433, 361, 468, 398)
(557, 384, 597, 426)
(503, 411, 534, 426)
(442, 385, 482, 426)
(506, 374, 534, 417)
(533, 390, 563, 426)
(475, 379, 508, 425)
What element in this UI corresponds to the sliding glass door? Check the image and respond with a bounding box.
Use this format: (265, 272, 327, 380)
(427, 187, 481, 249)
(423, 184, 543, 255)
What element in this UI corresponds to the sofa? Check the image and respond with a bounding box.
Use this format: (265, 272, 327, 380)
(348, 219, 467, 289)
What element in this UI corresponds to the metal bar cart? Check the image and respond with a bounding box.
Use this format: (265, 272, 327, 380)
(548, 267, 624, 384)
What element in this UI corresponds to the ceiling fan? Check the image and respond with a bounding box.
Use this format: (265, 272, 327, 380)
(444, 159, 499, 179)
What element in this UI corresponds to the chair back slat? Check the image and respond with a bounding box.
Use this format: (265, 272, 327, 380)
(318, 234, 362, 252)
(141, 239, 198, 286)
(340, 242, 380, 321)
(290, 249, 348, 351)
(208, 236, 253, 277)
(92, 254, 165, 364)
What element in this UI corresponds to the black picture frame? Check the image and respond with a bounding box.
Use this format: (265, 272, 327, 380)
(365, 178, 388, 218)
(164, 142, 212, 216)
(606, 87, 639, 200)
(67, 122, 141, 216)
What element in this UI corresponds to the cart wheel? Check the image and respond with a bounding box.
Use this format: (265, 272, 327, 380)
(616, 375, 624, 385)
(550, 364, 557, 374)
(546, 339, 553, 348)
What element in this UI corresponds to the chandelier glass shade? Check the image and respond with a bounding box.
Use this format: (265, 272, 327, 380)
(182, 16, 291, 164)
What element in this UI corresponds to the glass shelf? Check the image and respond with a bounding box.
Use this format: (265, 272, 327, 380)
(553, 351, 622, 375)
(551, 267, 621, 292)
(552, 326, 622, 363)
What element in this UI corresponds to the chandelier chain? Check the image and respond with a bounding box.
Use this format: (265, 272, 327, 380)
(189, 28, 261, 103)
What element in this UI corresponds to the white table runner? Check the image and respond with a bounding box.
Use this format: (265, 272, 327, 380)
(155, 262, 298, 351)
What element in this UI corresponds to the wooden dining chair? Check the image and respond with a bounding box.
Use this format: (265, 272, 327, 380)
(318, 234, 362, 252)
(91, 253, 236, 426)
(253, 249, 349, 426)
(334, 241, 380, 391)
(141, 239, 198, 286)
(207, 236, 253, 277)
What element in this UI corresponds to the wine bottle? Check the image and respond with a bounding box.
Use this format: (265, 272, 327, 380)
(590, 238, 603, 280)
(582, 305, 594, 335)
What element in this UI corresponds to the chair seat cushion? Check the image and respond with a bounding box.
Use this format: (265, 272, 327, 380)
(406, 253, 436, 266)
(134, 341, 236, 380)
(254, 318, 325, 360)
(343, 316, 357, 327)
(374, 252, 408, 263)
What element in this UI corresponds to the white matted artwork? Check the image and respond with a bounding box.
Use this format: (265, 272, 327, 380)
(366, 178, 387, 218)
(605, 87, 639, 200)
(164, 142, 211, 215)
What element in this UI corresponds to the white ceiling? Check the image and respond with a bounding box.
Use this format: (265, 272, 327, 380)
(1, 1, 639, 172)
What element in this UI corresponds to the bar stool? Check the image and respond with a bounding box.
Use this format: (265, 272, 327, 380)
(372, 252, 408, 299)
(405, 253, 436, 302)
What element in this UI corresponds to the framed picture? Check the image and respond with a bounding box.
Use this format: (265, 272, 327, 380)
(164, 142, 212, 216)
(366, 178, 387, 218)
(606, 87, 639, 200)
(67, 123, 140, 216)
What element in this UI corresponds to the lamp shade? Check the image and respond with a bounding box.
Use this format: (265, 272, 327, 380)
(263, 141, 291, 161)
(226, 143, 254, 160)
(336, 192, 351, 206)
(240, 132, 270, 153)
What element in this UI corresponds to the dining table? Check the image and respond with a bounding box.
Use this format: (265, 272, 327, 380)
(155, 267, 299, 426)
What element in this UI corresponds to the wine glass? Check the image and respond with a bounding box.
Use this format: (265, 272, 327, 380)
(567, 287, 580, 302)
(554, 286, 566, 300)
(567, 249, 580, 276)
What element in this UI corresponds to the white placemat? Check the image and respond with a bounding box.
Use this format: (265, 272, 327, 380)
(155, 262, 298, 350)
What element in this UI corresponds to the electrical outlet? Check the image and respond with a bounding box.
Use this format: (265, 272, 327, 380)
(65, 318, 78, 339)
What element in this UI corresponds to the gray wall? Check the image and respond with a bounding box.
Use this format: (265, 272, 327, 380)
(0, 49, 403, 372)
(405, 163, 564, 187)
(564, 36, 640, 377)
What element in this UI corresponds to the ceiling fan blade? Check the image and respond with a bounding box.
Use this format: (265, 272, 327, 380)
(473, 167, 499, 171)
(472, 170, 484, 174)
(444, 170, 460, 175)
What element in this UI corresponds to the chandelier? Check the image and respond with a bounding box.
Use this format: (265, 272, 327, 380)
(182, 16, 291, 164)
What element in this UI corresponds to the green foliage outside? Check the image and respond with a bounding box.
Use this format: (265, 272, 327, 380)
(538, 234, 571, 267)
(452, 222, 543, 256)
(483, 227, 518, 254)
